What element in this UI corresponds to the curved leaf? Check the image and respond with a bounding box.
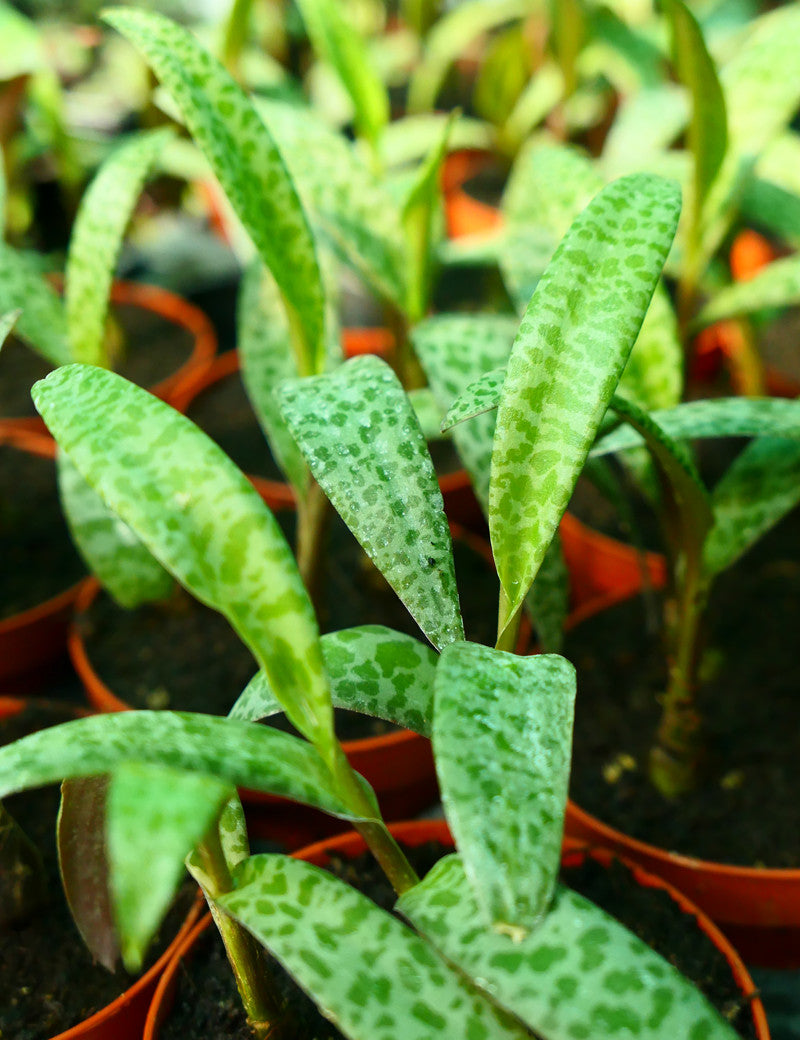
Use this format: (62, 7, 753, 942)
(33, 365, 333, 758)
(434, 643, 575, 931)
(618, 284, 682, 411)
(219, 855, 532, 1040)
(694, 253, 800, 329)
(231, 625, 437, 738)
(0, 243, 68, 365)
(279, 356, 464, 650)
(64, 128, 172, 367)
(490, 175, 681, 623)
(0, 308, 21, 349)
(103, 7, 326, 374)
(399, 856, 740, 1040)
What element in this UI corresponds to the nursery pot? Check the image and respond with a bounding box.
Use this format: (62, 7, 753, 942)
(0, 424, 87, 693)
(143, 820, 768, 1040)
(442, 150, 504, 239)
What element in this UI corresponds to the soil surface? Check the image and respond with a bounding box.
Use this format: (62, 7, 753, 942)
(79, 514, 498, 725)
(0, 702, 195, 1040)
(0, 444, 84, 619)
(161, 842, 755, 1040)
(0, 302, 193, 419)
(566, 508, 800, 867)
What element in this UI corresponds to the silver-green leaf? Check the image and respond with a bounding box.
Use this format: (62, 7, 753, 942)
(0, 242, 69, 365)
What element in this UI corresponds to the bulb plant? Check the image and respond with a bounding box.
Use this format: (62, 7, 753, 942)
(0, 167, 752, 1040)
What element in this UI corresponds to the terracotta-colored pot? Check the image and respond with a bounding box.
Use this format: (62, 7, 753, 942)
(8, 279, 217, 435)
(442, 150, 504, 240)
(144, 820, 768, 1040)
(0, 424, 87, 694)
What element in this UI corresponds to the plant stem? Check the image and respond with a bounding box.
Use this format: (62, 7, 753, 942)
(198, 827, 287, 1040)
(296, 477, 331, 612)
(495, 585, 523, 653)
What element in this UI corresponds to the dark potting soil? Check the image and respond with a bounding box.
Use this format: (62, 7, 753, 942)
(0, 302, 193, 420)
(0, 703, 196, 1040)
(0, 444, 84, 619)
(566, 508, 800, 866)
(79, 516, 498, 725)
(161, 843, 755, 1040)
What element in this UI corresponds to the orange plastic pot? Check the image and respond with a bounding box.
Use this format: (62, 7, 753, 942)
(144, 820, 768, 1040)
(442, 150, 504, 240)
(0, 424, 87, 694)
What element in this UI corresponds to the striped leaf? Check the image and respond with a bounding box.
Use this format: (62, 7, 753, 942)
(399, 856, 740, 1040)
(279, 356, 464, 650)
(103, 7, 326, 375)
(231, 625, 437, 738)
(0, 242, 69, 365)
(33, 365, 333, 759)
(64, 129, 172, 367)
(434, 643, 576, 930)
(219, 855, 532, 1040)
(489, 175, 681, 626)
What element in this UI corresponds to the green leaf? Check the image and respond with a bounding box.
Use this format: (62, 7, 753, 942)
(663, 0, 727, 214)
(618, 284, 682, 411)
(525, 532, 568, 653)
(441, 366, 506, 432)
(186, 794, 249, 891)
(434, 643, 576, 931)
(294, 0, 389, 147)
(602, 85, 688, 179)
(108, 762, 232, 970)
(379, 114, 494, 168)
(64, 129, 172, 367)
(237, 260, 309, 499)
(704, 438, 800, 575)
(33, 365, 333, 758)
(231, 625, 438, 738)
(0, 242, 69, 365)
(414, 314, 517, 509)
(592, 397, 800, 457)
(490, 174, 681, 623)
(401, 112, 454, 322)
(694, 253, 800, 329)
(408, 388, 446, 442)
(0, 308, 21, 349)
(0, 711, 374, 820)
(57, 777, 117, 972)
(253, 99, 406, 311)
(219, 855, 532, 1040)
(399, 856, 740, 1040)
(502, 141, 602, 235)
(57, 450, 172, 608)
(103, 7, 326, 375)
(279, 356, 464, 650)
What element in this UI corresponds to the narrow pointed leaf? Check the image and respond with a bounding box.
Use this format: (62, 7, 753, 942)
(414, 314, 517, 508)
(57, 777, 118, 972)
(57, 450, 172, 608)
(279, 356, 464, 650)
(663, 0, 726, 213)
(237, 260, 308, 499)
(0, 711, 375, 820)
(294, 0, 389, 147)
(0, 242, 69, 365)
(186, 794, 249, 894)
(618, 284, 682, 410)
(33, 365, 333, 755)
(502, 141, 602, 235)
(219, 855, 532, 1040)
(64, 128, 172, 367)
(0, 308, 21, 349)
(109, 763, 231, 971)
(231, 626, 437, 738)
(435, 643, 576, 930)
(253, 100, 406, 310)
(442, 366, 506, 431)
(379, 114, 493, 169)
(103, 7, 326, 374)
(399, 856, 740, 1040)
(694, 253, 800, 329)
(593, 397, 800, 457)
(490, 175, 681, 620)
(704, 438, 800, 575)
(408, 388, 446, 442)
(602, 85, 688, 178)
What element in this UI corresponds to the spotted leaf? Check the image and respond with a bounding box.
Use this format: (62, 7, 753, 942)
(0, 242, 68, 365)
(108, 762, 233, 970)
(525, 534, 568, 653)
(103, 7, 326, 374)
(0, 711, 375, 820)
(379, 114, 493, 168)
(219, 855, 532, 1040)
(490, 175, 681, 625)
(64, 128, 172, 367)
(694, 253, 800, 329)
(279, 356, 464, 650)
(399, 856, 741, 1040)
(704, 438, 800, 575)
(56, 449, 172, 608)
(434, 643, 576, 930)
(231, 625, 437, 738)
(33, 365, 333, 757)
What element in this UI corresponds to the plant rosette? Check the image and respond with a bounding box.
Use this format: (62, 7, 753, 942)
(143, 821, 769, 1040)
(0, 424, 87, 694)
